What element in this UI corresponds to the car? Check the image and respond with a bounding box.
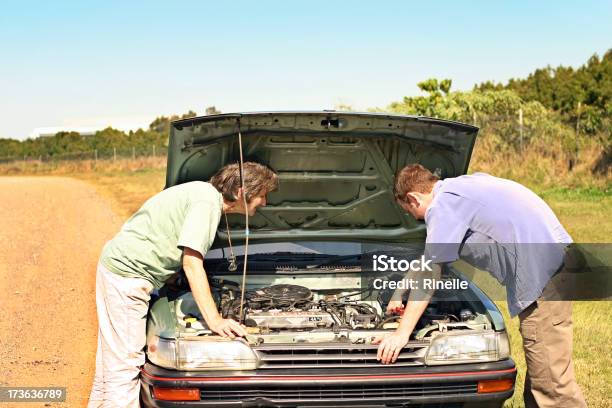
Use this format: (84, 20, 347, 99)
(140, 111, 516, 408)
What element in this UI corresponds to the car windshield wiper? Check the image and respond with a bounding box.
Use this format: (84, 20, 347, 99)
(305, 246, 426, 269)
(305, 253, 369, 269)
(241, 252, 329, 262)
(209, 252, 330, 265)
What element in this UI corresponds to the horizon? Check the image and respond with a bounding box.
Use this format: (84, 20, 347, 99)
(1, 1, 611, 140)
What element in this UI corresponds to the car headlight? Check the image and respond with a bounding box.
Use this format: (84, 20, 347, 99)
(425, 331, 510, 365)
(148, 336, 259, 370)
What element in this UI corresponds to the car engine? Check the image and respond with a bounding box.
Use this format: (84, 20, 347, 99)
(173, 276, 492, 344)
(218, 283, 382, 331)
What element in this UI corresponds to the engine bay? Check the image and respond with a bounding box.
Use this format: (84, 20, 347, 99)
(173, 275, 492, 344)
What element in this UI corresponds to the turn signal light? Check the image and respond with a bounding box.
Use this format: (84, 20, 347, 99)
(477, 379, 514, 393)
(152, 387, 200, 401)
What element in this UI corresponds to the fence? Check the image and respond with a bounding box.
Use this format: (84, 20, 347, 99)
(0, 145, 168, 165)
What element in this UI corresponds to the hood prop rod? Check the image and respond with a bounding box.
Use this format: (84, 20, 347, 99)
(236, 118, 250, 324)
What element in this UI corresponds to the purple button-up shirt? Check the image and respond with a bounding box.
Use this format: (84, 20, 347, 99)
(424, 172, 571, 316)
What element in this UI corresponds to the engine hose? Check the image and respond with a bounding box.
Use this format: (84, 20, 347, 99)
(377, 315, 401, 328)
(337, 286, 374, 300)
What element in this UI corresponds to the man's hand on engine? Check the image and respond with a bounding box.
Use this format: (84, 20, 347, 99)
(209, 316, 247, 339)
(373, 331, 410, 364)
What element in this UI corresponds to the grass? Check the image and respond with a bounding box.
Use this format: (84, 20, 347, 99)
(503, 187, 612, 407)
(538, 187, 612, 243)
(490, 289, 611, 408)
(6, 160, 610, 407)
(75, 167, 167, 219)
(495, 300, 612, 408)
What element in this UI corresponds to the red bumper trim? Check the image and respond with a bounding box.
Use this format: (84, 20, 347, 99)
(141, 367, 517, 382)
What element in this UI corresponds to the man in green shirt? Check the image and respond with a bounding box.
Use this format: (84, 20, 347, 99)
(88, 162, 278, 408)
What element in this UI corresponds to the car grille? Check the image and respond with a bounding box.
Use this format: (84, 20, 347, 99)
(199, 382, 476, 402)
(254, 343, 428, 369)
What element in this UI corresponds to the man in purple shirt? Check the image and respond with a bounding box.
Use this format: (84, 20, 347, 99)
(374, 164, 586, 408)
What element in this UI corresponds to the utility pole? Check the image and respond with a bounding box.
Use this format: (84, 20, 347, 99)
(571, 101, 582, 171)
(113, 147, 117, 162)
(518, 107, 524, 152)
(576, 102, 581, 135)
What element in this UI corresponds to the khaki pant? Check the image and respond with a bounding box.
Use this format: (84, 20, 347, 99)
(518, 278, 587, 407)
(88, 262, 154, 408)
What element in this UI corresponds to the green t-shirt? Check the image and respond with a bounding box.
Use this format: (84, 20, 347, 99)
(101, 181, 223, 288)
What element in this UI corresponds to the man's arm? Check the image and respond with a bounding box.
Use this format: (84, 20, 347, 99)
(386, 267, 416, 313)
(374, 263, 442, 364)
(182, 247, 247, 338)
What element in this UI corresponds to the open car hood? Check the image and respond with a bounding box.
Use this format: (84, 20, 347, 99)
(166, 111, 478, 247)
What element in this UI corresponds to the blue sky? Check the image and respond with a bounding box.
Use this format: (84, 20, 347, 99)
(1, 1, 610, 139)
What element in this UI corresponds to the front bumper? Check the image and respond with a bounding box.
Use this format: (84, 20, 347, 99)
(141, 359, 516, 408)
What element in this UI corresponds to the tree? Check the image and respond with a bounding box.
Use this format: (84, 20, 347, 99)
(0, 109, 215, 158)
(148, 110, 198, 135)
(475, 49, 611, 134)
(205, 106, 221, 115)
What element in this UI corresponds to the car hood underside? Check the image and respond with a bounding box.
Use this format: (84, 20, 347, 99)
(167, 112, 478, 247)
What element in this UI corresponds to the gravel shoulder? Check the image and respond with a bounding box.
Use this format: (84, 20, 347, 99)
(0, 177, 123, 407)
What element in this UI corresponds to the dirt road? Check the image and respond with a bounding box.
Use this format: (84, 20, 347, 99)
(0, 177, 123, 407)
